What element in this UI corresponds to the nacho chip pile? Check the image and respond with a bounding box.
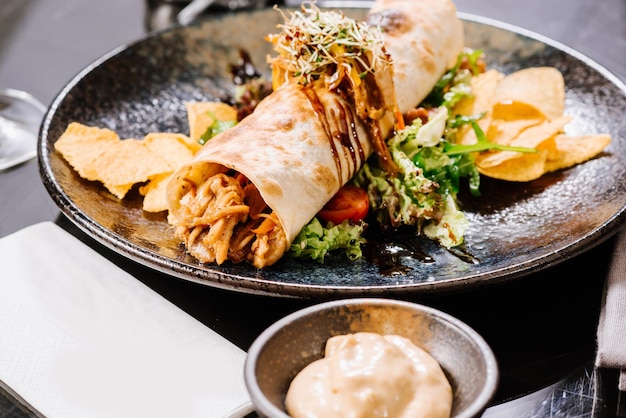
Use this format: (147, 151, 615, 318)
(453, 67, 611, 181)
(54, 101, 237, 212)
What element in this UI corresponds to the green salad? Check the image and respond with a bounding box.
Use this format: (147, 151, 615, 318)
(288, 49, 533, 262)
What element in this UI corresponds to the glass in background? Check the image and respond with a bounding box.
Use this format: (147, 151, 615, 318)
(0, 1, 47, 171)
(0, 88, 45, 172)
(145, 0, 269, 32)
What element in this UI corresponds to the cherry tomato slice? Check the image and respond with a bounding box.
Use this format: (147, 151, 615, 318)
(317, 185, 369, 225)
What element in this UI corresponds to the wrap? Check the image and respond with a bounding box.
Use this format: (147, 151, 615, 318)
(166, 0, 464, 268)
(367, 0, 464, 113)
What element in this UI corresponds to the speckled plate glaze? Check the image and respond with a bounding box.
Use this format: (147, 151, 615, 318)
(39, 8, 626, 298)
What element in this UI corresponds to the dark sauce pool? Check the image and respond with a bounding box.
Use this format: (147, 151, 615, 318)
(361, 219, 480, 277)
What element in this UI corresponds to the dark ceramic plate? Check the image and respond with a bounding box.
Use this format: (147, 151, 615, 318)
(39, 7, 626, 298)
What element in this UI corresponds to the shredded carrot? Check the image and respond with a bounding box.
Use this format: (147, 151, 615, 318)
(395, 108, 405, 131)
(252, 213, 277, 234)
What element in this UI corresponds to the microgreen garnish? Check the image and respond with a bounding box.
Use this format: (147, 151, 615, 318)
(444, 120, 536, 156)
(267, 2, 390, 84)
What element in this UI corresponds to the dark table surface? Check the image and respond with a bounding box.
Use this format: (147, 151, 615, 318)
(1, 0, 625, 416)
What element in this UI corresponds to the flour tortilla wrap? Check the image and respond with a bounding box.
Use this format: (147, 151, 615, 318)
(166, 0, 464, 267)
(368, 0, 464, 113)
(168, 82, 377, 245)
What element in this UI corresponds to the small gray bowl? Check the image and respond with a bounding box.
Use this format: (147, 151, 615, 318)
(244, 298, 499, 418)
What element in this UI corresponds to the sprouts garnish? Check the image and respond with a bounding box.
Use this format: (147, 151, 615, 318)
(267, 2, 391, 85)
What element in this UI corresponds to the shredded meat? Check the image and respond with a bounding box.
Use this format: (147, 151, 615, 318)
(174, 173, 248, 264)
(243, 181, 267, 219)
(228, 218, 264, 263)
(249, 213, 288, 269)
(172, 172, 289, 268)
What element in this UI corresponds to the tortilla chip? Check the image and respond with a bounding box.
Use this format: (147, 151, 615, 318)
(477, 116, 571, 170)
(453, 69, 502, 145)
(492, 67, 565, 120)
(487, 117, 544, 146)
(491, 100, 547, 121)
(91, 139, 173, 199)
(139, 172, 173, 212)
(510, 115, 570, 157)
(459, 63, 613, 182)
(477, 150, 548, 182)
(105, 183, 135, 200)
(186, 102, 238, 143)
(143, 132, 197, 168)
(545, 134, 612, 173)
(54, 122, 120, 180)
(476, 135, 557, 181)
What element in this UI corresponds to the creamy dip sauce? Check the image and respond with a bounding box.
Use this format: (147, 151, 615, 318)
(285, 332, 453, 418)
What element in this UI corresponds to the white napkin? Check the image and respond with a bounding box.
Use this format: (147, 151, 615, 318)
(0, 222, 250, 418)
(596, 227, 626, 391)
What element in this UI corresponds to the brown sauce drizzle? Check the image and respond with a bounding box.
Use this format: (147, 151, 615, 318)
(354, 55, 384, 114)
(367, 118, 396, 173)
(446, 245, 481, 265)
(333, 100, 366, 180)
(363, 225, 480, 276)
(363, 225, 434, 276)
(352, 54, 398, 173)
(302, 86, 365, 183)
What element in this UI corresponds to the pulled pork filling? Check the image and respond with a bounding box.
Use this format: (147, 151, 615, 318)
(172, 172, 288, 269)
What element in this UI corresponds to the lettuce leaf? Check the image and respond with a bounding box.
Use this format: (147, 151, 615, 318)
(289, 217, 366, 262)
(354, 107, 469, 248)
